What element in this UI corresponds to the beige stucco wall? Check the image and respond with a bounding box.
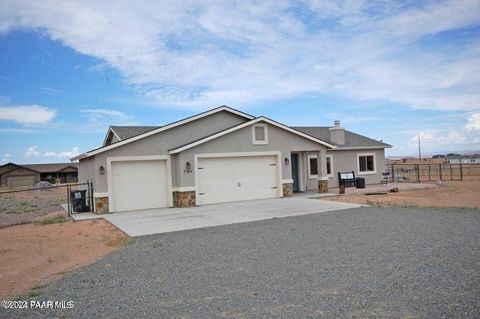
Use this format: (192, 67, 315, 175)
(78, 156, 95, 185)
(79, 111, 249, 192)
(175, 122, 327, 187)
(326, 149, 386, 188)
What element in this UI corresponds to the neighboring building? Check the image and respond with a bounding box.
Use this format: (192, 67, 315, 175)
(0, 162, 78, 188)
(73, 106, 391, 213)
(387, 157, 444, 165)
(445, 154, 480, 164)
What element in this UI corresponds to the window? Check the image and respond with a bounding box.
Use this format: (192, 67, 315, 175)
(252, 124, 268, 144)
(358, 153, 375, 174)
(326, 155, 333, 177)
(307, 155, 318, 178)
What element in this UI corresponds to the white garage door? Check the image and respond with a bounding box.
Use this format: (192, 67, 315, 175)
(110, 160, 169, 212)
(197, 155, 280, 205)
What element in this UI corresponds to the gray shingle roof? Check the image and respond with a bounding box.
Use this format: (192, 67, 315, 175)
(22, 163, 78, 173)
(109, 124, 390, 149)
(292, 127, 391, 148)
(110, 126, 161, 140)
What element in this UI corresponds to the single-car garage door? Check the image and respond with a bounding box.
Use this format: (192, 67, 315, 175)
(197, 154, 281, 205)
(110, 159, 169, 212)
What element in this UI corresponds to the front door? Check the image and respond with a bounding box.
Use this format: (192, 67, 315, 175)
(291, 154, 299, 192)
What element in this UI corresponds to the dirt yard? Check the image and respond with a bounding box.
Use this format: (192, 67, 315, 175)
(0, 187, 68, 228)
(324, 180, 480, 208)
(0, 219, 128, 299)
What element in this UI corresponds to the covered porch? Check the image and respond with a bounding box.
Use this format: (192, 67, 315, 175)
(283, 150, 330, 196)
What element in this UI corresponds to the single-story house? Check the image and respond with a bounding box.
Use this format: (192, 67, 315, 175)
(0, 162, 78, 188)
(73, 106, 391, 213)
(445, 155, 480, 164)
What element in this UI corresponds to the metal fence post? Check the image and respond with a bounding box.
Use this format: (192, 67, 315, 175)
(428, 164, 431, 182)
(460, 164, 463, 181)
(439, 164, 442, 181)
(416, 164, 420, 182)
(66, 184, 71, 216)
(90, 180, 95, 213)
(450, 164, 453, 181)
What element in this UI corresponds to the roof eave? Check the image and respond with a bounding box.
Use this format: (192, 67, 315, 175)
(70, 153, 88, 161)
(329, 145, 391, 151)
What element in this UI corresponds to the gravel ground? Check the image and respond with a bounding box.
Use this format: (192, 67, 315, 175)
(3, 206, 479, 318)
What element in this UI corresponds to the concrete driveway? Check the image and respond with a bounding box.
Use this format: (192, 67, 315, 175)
(103, 197, 362, 237)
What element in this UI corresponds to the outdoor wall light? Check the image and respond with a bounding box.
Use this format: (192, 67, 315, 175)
(99, 165, 105, 175)
(284, 157, 290, 165)
(185, 161, 192, 173)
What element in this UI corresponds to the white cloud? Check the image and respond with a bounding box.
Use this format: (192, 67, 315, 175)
(2, 153, 12, 163)
(0, 105, 56, 124)
(44, 146, 81, 159)
(81, 109, 129, 122)
(409, 131, 468, 149)
(24, 145, 40, 158)
(466, 113, 480, 132)
(0, 1, 479, 110)
(40, 86, 61, 95)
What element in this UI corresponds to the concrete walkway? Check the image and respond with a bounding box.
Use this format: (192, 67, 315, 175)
(103, 197, 362, 237)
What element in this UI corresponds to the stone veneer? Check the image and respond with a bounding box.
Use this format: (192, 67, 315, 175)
(94, 196, 109, 214)
(282, 183, 293, 197)
(173, 191, 196, 207)
(318, 180, 329, 193)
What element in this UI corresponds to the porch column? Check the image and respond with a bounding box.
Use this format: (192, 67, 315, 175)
(316, 149, 328, 193)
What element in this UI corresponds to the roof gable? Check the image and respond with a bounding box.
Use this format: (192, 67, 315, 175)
(169, 117, 336, 154)
(73, 106, 255, 160)
(103, 126, 160, 146)
(111, 126, 161, 140)
(0, 162, 20, 173)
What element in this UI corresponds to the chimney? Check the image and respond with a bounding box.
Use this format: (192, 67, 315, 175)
(329, 120, 345, 145)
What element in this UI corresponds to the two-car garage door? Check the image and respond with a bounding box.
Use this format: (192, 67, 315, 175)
(196, 155, 281, 205)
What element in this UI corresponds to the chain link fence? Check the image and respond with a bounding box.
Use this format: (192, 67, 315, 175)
(0, 182, 93, 228)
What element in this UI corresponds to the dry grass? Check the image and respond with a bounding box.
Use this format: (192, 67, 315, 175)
(0, 188, 68, 228)
(324, 180, 480, 209)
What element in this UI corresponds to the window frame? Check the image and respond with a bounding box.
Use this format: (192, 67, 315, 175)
(326, 155, 333, 178)
(307, 154, 318, 179)
(252, 124, 268, 145)
(357, 153, 376, 175)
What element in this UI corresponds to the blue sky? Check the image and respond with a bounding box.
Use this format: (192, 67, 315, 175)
(0, 0, 479, 164)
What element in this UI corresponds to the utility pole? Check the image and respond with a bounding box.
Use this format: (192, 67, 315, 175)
(418, 133, 422, 160)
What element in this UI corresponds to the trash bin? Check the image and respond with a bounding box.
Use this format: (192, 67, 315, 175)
(355, 177, 365, 189)
(70, 190, 90, 213)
